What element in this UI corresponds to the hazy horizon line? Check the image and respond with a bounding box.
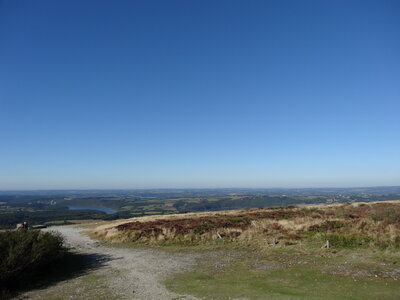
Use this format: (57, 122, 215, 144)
(1, 184, 399, 192)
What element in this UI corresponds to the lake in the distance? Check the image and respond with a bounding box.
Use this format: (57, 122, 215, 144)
(67, 206, 117, 214)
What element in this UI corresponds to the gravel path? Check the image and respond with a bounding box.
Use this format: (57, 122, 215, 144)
(21, 226, 199, 300)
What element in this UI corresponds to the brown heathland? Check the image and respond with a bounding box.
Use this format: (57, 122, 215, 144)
(91, 201, 400, 250)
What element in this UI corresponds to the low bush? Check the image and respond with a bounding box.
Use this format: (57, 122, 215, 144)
(322, 234, 372, 248)
(308, 220, 345, 233)
(371, 207, 400, 223)
(375, 235, 400, 250)
(0, 230, 66, 288)
(395, 235, 400, 249)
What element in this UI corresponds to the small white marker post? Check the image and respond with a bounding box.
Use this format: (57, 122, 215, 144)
(321, 240, 330, 249)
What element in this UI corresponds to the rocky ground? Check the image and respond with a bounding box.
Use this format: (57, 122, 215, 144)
(15, 226, 199, 300)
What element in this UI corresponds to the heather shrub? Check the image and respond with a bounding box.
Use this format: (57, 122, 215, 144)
(371, 207, 400, 223)
(0, 230, 65, 287)
(323, 233, 372, 248)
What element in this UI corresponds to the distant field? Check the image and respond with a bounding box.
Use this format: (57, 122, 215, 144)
(2, 189, 400, 229)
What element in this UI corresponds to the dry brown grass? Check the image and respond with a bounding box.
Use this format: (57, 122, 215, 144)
(90, 201, 400, 250)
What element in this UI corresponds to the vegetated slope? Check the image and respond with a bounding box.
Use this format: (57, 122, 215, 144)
(91, 201, 400, 250)
(0, 230, 66, 297)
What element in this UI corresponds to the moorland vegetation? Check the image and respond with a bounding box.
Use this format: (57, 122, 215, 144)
(92, 201, 400, 251)
(0, 230, 66, 297)
(90, 201, 400, 299)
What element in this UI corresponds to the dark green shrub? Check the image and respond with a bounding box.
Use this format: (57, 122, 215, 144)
(193, 223, 211, 234)
(372, 236, 400, 250)
(0, 230, 66, 287)
(323, 234, 372, 248)
(371, 207, 400, 223)
(374, 240, 390, 250)
(394, 235, 400, 249)
(307, 220, 345, 233)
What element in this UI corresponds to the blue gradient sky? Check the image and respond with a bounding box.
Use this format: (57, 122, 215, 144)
(1, 0, 399, 190)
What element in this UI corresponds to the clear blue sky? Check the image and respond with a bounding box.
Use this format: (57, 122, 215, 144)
(1, 0, 399, 190)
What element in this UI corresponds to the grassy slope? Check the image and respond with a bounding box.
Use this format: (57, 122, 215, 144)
(165, 248, 400, 300)
(167, 265, 399, 300)
(90, 201, 400, 300)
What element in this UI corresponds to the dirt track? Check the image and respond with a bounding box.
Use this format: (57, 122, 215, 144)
(18, 226, 198, 300)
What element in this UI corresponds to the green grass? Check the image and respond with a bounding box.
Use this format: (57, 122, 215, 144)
(165, 250, 400, 300)
(82, 274, 103, 283)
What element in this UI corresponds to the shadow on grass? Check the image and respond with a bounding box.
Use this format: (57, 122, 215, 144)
(3, 251, 112, 299)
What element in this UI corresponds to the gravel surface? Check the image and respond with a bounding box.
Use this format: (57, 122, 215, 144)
(18, 226, 199, 300)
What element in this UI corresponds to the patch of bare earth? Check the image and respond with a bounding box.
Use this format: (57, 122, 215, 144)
(15, 226, 199, 300)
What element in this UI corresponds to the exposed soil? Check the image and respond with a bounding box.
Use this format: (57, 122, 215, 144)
(16, 226, 199, 300)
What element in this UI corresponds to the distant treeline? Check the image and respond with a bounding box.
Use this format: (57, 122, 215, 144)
(0, 195, 57, 203)
(172, 194, 400, 213)
(173, 196, 308, 213)
(55, 197, 128, 209)
(1, 193, 399, 229)
(0, 209, 132, 229)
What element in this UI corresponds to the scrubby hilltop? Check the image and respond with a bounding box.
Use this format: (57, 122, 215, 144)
(91, 201, 400, 251)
